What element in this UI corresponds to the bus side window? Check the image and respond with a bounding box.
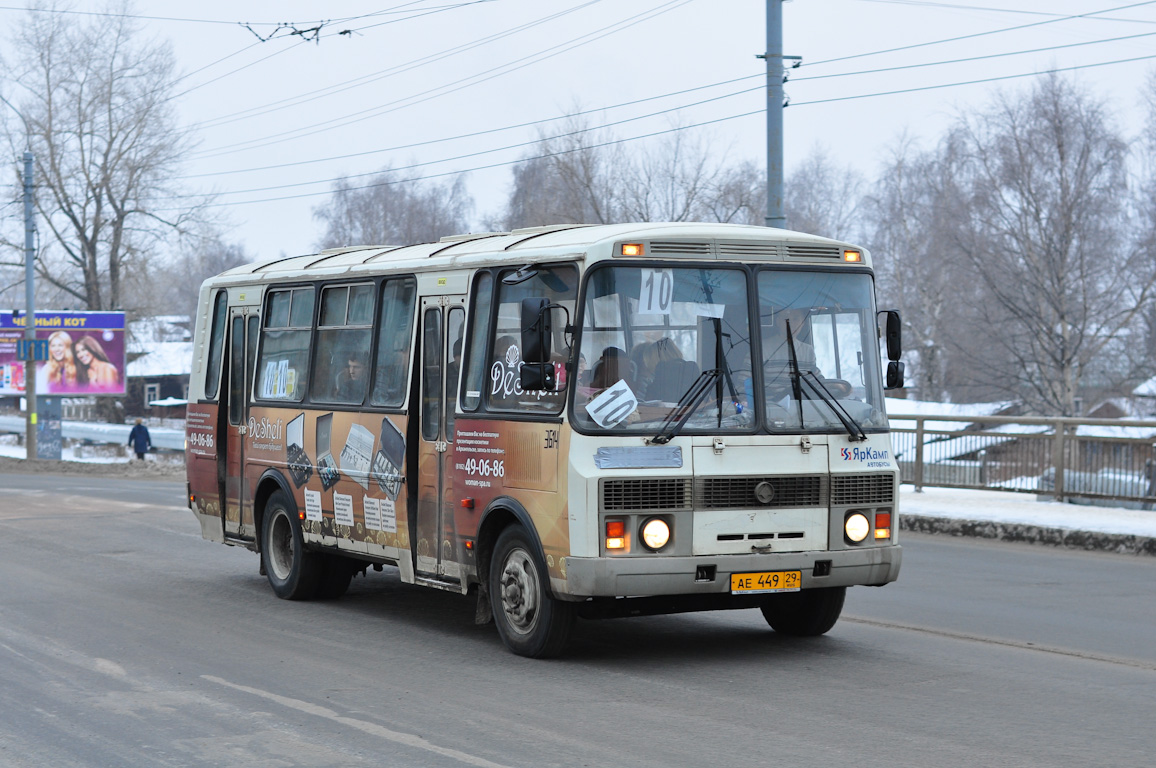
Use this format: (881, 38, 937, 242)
(313, 283, 375, 405)
(370, 277, 417, 408)
(203, 291, 228, 399)
(486, 264, 577, 413)
(255, 287, 314, 402)
(446, 306, 465, 441)
(461, 272, 493, 412)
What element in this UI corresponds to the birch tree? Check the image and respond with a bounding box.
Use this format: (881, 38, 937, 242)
(313, 167, 472, 249)
(949, 74, 1153, 415)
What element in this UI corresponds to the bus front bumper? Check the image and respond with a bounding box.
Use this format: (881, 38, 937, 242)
(560, 544, 901, 599)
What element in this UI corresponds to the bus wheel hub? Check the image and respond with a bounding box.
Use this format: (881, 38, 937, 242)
(499, 551, 539, 632)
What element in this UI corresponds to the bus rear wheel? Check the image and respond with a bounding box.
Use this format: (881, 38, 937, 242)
(261, 489, 320, 600)
(489, 525, 574, 658)
(760, 586, 846, 636)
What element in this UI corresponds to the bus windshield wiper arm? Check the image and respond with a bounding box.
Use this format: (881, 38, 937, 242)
(800, 372, 868, 442)
(647, 368, 721, 445)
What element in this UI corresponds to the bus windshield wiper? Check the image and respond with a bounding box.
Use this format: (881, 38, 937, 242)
(647, 369, 721, 445)
(800, 372, 868, 441)
(784, 320, 866, 441)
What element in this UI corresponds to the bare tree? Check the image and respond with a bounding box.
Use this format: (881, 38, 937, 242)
(313, 167, 472, 249)
(156, 231, 251, 319)
(0, 2, 208, 315)
(501, 115, 626, 229)
(784, 147, 865, 239)
(862, 135, 967, 401)
(703, 160, 765, 225)
(619, 129, 728, 223)
(948, 74, 1154, 415)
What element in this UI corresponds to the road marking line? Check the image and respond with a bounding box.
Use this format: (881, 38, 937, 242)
(201, 675, 514, 768)
(845, 615, 1156, 671)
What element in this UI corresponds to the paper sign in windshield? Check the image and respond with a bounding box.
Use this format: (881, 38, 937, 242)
(638, 268, 674, 315)
(585, 379, 638, 428)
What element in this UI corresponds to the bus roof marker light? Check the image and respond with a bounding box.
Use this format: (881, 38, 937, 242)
(621, 243, 644, 256)
(843, 250, 862, 263)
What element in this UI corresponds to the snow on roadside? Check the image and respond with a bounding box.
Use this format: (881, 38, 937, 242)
(901, 485, 1156, 538)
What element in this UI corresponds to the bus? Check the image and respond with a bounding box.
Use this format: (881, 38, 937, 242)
(185, 222, 905, 657)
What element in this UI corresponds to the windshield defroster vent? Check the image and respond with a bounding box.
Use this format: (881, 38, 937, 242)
(786, 243, 842, 259)
(649, 240, 712, 256)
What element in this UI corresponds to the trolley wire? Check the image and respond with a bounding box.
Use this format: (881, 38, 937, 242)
(158, 47, 1156, 210)
(188, 0, 692, 159)
(179, 26, 1156, 181)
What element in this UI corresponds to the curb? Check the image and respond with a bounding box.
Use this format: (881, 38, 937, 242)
(901, 514, 1156, 557)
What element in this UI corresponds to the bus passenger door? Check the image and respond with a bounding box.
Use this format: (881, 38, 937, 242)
(415, 296, 465, 580)
(221, 309, 259, 540)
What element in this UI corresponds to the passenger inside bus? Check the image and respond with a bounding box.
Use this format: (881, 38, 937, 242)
(334, 350, 369, 402)
(588, 346, 632, 390)
(760, 310, 852, 400)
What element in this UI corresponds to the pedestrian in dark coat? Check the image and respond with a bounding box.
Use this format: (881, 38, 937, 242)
(128, 418, 152, 460)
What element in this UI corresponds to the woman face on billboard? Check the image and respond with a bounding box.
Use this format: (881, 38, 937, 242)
(50, 333, 70, 361)
(75, 343, 93, 365)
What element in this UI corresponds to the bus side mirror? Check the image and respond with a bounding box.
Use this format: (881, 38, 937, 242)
(881, 310, 902, 360)
(520, 362, 556, 392)
(520, 298, 551, 364)
(885, 361, 905, 390)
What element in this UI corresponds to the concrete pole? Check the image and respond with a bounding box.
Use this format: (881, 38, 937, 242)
(23, 150, 37, 460)
(764, 0, 785, 229)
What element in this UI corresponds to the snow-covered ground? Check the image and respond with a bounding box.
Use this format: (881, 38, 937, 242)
(901, 485, 1156, 538)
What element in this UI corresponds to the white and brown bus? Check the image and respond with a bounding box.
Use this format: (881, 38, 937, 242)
(185, 222, 904, 657)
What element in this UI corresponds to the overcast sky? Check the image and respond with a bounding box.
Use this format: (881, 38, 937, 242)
(5, 0, 1156, 262)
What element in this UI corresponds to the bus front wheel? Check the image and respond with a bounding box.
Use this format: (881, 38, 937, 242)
(489, 525, 574, 658)
(261, 489, 321, 600)
(760, 586, 846, 636)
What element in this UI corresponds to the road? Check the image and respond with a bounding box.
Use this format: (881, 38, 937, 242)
(1, 471, 1154, 767)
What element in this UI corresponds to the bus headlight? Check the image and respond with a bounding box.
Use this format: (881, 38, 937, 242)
(640, 518, 671, 551)
(844, 512, 870, 543)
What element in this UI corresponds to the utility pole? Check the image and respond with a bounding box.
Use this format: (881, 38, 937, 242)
(764, 0, 785, 229)
(22, 150, 37, 460)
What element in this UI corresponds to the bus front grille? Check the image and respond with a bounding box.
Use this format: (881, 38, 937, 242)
(601, 479, 692, 512)
(830, 474, 895, 506)
(695, 475, 826, 509)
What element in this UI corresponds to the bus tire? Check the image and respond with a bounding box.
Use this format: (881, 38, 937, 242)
(315, 555, 356, 600)
(261, 489, 320, 600)
(760, 586, 846, 636)
(489, 525, 574, 658)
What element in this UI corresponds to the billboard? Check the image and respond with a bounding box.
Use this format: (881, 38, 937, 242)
(0, 311, 127, 396)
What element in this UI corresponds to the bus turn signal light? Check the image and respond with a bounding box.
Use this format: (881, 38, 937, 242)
(606, 520, 626, 550)
(621, 243, 644, 256)
(875, 511, 891, 539)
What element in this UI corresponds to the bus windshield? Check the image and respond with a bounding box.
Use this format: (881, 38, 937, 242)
(756, 270, 888, 433)
(572, 265, 754, 435)
(571, 265, 888, 435)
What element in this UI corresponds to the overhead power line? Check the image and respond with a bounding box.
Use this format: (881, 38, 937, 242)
(189, 0, 603, 131)
(164, 50, 1156, 211)
(803, 0, 1156, 69)
(188, 0, 693, 160)
(180, 26, 1156, 181)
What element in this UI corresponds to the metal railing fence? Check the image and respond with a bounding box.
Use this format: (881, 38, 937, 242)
(890, 414, 1156, 507)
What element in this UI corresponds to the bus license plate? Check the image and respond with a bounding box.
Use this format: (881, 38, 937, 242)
(730, 570, 801, 594)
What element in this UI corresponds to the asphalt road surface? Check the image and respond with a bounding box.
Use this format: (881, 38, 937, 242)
(1, 471, 1154, 767)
